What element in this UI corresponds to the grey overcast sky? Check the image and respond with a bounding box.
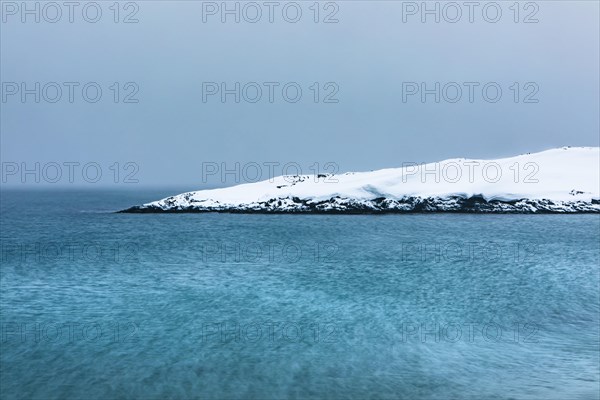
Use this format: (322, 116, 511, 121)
(1, 0, 599, 187)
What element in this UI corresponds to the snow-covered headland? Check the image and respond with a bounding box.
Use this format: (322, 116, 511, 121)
(120, 147, 600, 213)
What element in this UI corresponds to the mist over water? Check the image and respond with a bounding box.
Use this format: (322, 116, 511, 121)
(1, 190, 598, 399)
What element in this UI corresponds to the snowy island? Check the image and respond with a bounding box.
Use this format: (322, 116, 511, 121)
(120, 147, 600, 213)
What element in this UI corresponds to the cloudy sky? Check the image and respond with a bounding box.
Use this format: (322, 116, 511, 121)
(1, 1, 598, 187)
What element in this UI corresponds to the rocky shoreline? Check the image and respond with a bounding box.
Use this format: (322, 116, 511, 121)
(119, 195, 600, 214)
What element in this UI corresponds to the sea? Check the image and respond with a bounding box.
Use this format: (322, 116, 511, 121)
(1, 189, 599, 399)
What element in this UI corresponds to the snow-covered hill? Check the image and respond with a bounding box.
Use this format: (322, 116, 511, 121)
(121, 147, 600, 213)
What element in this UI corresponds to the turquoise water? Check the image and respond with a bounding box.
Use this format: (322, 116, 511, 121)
(1, 189, 599, 399)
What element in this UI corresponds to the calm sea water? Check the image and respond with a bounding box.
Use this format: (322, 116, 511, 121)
(1, 189, 599, 400)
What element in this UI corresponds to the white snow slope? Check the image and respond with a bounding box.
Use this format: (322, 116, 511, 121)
(125, 147, 600, 213)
